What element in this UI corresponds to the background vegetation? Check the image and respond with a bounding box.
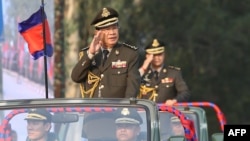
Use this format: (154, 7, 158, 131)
(55, 0, 250, 135)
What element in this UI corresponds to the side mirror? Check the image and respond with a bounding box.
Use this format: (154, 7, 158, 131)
(211, 133, 223, 141)
(168, 135, 186, 141)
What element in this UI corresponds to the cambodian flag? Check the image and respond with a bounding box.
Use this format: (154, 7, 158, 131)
(18, 7, 53, 60)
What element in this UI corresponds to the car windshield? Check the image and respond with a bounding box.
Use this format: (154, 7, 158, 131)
(0, 106, 148, 141)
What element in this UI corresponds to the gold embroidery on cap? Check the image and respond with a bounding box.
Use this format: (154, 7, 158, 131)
(152, 39, 160, 47)
(121, 108, 130, 115)
(102, 8, 110, 17)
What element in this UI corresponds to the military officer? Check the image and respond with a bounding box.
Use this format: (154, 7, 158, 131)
(114, 108, 143, 141)
(71, 7, 141, 98)
(25, 108, 58, 141)
(138, 38, 190, 105)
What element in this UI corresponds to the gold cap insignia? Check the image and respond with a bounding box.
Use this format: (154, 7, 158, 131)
(101, 8, 110, 17)
(121, 108, 130, 115)
(152, 39, 160, 47)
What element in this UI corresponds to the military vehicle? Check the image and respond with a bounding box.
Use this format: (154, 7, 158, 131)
(0, 98, 225, 141)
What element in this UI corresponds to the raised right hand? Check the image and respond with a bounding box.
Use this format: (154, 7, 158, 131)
(88, 31, 103, 54)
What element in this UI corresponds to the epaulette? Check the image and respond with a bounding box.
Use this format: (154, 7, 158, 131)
(121, 42, 138, 50)
(81, 46, 89, 51)
(168, 65, 181, 71)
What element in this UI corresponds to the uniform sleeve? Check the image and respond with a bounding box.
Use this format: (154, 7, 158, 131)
(174, 70, 191, 102)
(124, 50, 141, 98)
(71, 51, 93, 83)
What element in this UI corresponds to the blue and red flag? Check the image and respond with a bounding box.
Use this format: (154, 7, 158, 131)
(18, 7, 53, 60)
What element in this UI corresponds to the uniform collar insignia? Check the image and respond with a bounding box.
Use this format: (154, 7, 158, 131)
(115, 50, 119, 55)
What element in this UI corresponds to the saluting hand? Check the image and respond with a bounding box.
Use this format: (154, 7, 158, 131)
(145, 54, 153, 64)
(142, 54, 154, 68)
(89, 31, 103, 54)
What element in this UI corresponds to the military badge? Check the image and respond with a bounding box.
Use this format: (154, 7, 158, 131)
(121, 108, 130, 115)
(101, 8, 110, 17)
(115, 50, 119, 55)
(82, 61, 86, 66)
(152, 39, 160, 47)
(92, 60, 96, 66)
(112, 60, 127, 68)
(143, 74, 151, 83)
(161, 77, 174, 83)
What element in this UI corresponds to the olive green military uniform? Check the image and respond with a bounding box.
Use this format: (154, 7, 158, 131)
(71, 42, 141, 98)
(139, 65, 190, 103)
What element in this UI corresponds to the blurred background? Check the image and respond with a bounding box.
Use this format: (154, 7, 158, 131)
(0, 0, 250, 137)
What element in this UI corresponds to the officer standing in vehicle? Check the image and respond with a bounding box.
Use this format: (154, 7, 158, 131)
(25, 108, 58, 141)
(138, 38, 190, 105)
(71, 7, 141, 98)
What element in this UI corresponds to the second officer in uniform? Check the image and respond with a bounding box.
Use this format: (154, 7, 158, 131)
(71, 7, 141, 98)
(138, 38, 190, 105)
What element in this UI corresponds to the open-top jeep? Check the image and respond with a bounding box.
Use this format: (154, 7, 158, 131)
(0, 98, 225, 141)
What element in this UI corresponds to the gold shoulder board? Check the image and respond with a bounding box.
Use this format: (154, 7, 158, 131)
(168, 65, 181, 71)
(122, 42, 138, 50)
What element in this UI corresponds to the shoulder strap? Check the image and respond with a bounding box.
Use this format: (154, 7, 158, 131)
(121, 42, 138, 50)
(168, 65, 181, 71)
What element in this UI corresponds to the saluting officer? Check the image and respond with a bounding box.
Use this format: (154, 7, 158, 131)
(71, 7, 141, 98)
(138, 38, 190, 105)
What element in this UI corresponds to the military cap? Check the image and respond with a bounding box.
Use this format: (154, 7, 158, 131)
(145, 38, 165, 54)
(91, 7, 119, 29)
(114, 108, 143, 125)
(24, 108, 52, 122)
(170, 116, 181, 123)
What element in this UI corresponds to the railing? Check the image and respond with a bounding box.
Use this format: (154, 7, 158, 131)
(174, 102, 227, 132)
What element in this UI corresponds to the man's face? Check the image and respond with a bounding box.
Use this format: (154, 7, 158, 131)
(151, 53, 165, 68)
(116, 123, 140, 141)
(171, 122, 184, 135)
(99, 24, 119, 48)
(27, 120, 51, 140)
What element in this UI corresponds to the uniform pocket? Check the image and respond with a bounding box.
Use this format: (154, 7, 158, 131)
(111, 68, 127, 86)
(165, 82, 174, 88)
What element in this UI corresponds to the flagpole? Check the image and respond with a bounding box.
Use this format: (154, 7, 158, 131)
(41, 0, 49, 99)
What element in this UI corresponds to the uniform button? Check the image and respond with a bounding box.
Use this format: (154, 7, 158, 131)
(117, 71, 120, 74)
(155, 85, 158, 89)
(166, 85, 169, 88)
(100, 85, 104, 89)
(100, 74, 104, 78)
